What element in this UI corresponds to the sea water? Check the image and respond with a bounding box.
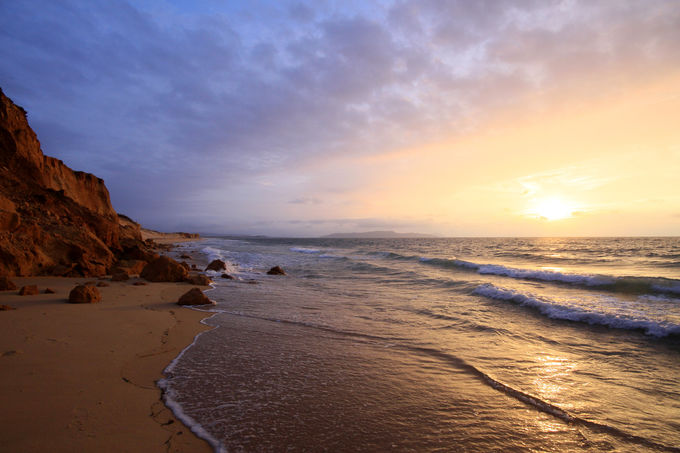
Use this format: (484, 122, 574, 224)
(160, 237, 680, 452)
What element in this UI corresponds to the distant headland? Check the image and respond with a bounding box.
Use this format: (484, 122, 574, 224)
(321, 231, 437, 239)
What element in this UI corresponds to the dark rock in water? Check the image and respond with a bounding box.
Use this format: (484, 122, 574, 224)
(221, 273, 235, 280)
(180, 254, 191, 259)
(18, 285, 38, 295)
(44, 287, 55, 294)
(205, 259, 226, 272)
(0, 304, 16, 311)
(140, 256, 189, 282)
(179, 261, 190, 271)
(177, 288, 214, 306)
(267, 266, 286, 275)
(68, 285, 101, 304)
(191, 264, 197, 270)
(0, 276, 17, 291)
(111, 271, 129, 281)
(186, 274, 212, 286)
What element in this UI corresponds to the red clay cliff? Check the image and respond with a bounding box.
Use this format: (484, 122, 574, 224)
(0, 88, 154, 276)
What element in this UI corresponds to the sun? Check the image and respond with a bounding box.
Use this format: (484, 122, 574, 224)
(527, 197, 576, 221)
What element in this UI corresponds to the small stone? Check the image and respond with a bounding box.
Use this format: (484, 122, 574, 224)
(44, 288, 56, 294)
(221, 273, 235, 280)
(205, 259, 227, 272)
(96, 282, 109, 287)
(18, 285, 39, 295)
(0, 304, 16, 311)
(133, 282, 147, 286)
(266, 266, 286, 275)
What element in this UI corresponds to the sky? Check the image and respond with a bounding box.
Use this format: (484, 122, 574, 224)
(1, 0, 679, 237)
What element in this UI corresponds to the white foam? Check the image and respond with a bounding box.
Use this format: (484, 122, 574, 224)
(290, 247, 322, 254)
(472, 283, 680, 337)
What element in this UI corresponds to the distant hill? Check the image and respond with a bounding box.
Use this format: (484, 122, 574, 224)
(321, 230, 437, 239)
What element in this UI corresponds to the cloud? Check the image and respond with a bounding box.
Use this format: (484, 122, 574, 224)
(1, 0, 678, 233)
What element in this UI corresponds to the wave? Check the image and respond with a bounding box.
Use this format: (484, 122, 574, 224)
(412, 256, 680, 296)
(207, 310, 678, 452)
(472, 283, 680, 338)
(290, 247, 322, 254)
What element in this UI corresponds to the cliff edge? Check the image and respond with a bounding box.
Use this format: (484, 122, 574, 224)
(0, 88, 155, 276)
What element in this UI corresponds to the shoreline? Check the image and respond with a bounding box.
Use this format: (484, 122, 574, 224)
(0, 272, 214, 452)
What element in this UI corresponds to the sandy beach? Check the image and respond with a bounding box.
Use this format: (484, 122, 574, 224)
(0, 275, 213, 453)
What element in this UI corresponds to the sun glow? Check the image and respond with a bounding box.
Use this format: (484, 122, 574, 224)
(527, 197, 577, 221)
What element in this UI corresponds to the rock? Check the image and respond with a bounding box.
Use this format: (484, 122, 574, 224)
(0, 276, 17, 291)
(132, 281, 146, 286)
(246, 280, 258, 284)
(177, 288, 214, 306)
(0, 304, 16, 311)
(96, 282, 109, 287)
(140, 256, 189, 282)
(179, 261, 190, 271)
(111, 272, 130, 281)
(186, 274, 212, 286)
(110, 259, 146, 276)
(221, 273, 235, 280)
(18, 285, 38, 295)
(191, 264, 197, 270)
(266, 266, 286, 275)
(44, 287, 55, 294)
(68, 285, 102, 304)
(205, 259, 226, 272)
(180, 254, 191, 259)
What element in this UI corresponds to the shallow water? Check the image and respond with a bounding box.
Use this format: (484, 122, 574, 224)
(162, 237, 680, 452)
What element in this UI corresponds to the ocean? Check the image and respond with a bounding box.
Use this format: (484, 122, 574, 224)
(159, 237, 680, 452)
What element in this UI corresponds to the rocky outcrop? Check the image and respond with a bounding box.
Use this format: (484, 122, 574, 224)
(0, 276, 17, 290)
(140, 256, 189, 282)
(267, 266, 286, 275)
(205, 259, 226, 272)
(0, 88, 161, 277)
(177, 288, 214, 306)
(68, 285, 102, 304)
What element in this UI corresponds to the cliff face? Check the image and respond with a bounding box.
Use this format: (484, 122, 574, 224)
(0, 88, 145, 276)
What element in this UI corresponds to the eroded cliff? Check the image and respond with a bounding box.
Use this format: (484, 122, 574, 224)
(0, 88, 150, 276)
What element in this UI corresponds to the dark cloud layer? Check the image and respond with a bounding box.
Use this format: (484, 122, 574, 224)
(0, 0, 678, 233)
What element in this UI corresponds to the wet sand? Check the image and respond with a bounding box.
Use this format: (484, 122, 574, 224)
(0, 276, 213, 453)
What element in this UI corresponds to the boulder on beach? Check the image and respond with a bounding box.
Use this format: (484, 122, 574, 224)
(205, 259, 227, 272)
(68, 285, 102, 304)
(177, 288, 214, 306)
(44, 288, 56, 294)
(179, 261, 190, 271)
(111, 271, 129, 281)
(0, 276, 18, 291)
(266, 266, 286, 275)
(221, 273, 235, 280)
(110, 259, 146, 276)
(140, 256, 189, 282)
(18, 285, 38, 295)
(186, 274, 212, 286)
